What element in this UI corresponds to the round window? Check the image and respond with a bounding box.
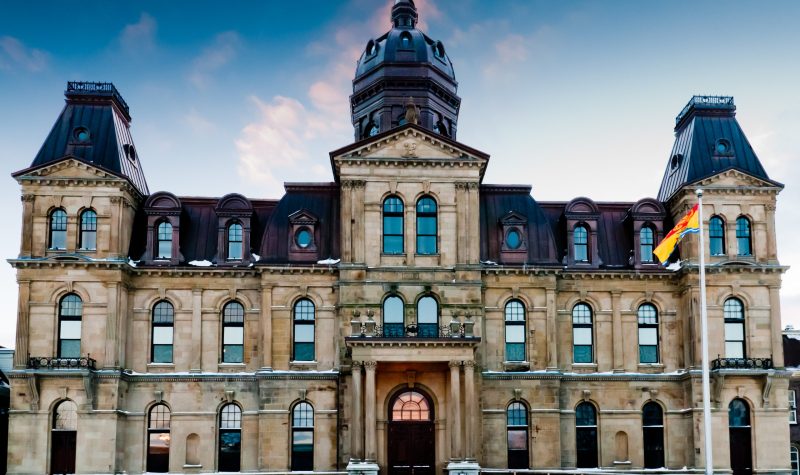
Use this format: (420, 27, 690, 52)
(670, 154, 683, 170)
(506, 229, 522, 249)
(73, 127, 90, 142)
(715, 139, 731, 155)
(295, 228, 312, 248)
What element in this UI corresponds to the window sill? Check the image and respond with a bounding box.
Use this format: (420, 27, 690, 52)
(183, 464, 203, 470)
(504, 361, 530, 372)
(290, 360, 318, 371)
(571, 363, 598, 373)
(637, 363, 664, 373)
(146, 363, 175, 372)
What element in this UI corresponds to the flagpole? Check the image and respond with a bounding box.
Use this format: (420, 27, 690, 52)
(697, 188, 713, 475)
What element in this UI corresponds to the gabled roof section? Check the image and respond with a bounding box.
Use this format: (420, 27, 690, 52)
(329, 123, 489, 181)
(28, 82, 149, 195)
(657, 96, 777, 202)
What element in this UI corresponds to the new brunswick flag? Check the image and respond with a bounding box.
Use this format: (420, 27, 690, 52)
(653, 204, 700, 265)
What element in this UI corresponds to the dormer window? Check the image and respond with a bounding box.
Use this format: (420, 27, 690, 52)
(156, 221, 172, 259)
(574, 225, 589, 262)
(630, 199, 666, 269)
(288, 209, 319, 262)
(433, 41, 446, 58)
(227, 222, 243, 260)
(366, 40, 377, 56)
(499, 210, 527, 264)
(640, 225, 655, 263)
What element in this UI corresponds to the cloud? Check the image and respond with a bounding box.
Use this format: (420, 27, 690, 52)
(0, 36, 49, 72)
(189, 31, 242, 89)
(183, 109, 215, 135)
(120, 13, 157, 55)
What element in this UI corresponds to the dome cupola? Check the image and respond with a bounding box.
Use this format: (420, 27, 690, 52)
(351, 0, 461, 141)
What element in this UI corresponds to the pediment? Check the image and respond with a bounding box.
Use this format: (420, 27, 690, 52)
(692, 168, 781, 189)
(332, 125, 488, 163)
(288, 209, 318, 225)
(500, 210, 527, 225)
(14, 157, 122, 181)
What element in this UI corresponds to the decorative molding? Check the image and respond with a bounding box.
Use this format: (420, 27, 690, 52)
(582, 390, 591, 402)
(225, 390, 235, 403)
(20, 194, 35, 203)
(762, 374, 773, 408)
(513, 388, 522, 401)
(363, 361, 377, 371)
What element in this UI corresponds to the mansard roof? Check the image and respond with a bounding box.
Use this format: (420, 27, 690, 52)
(29, 82, 149, 195)
(657, 96, 780, 202)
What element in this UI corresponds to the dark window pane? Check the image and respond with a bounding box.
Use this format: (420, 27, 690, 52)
(294, 342, 315, 361)
(50, 209, 68, 249)
(642, 402, 663, 426)
(574, 345, 592, 363)
(417, 323, 438, 338)
(576, 403, 596, 426)
(507, 403, 527, 426)
(416, 197, 437, 213)
(729, 399, 750, 427)
(384, 323, 404, 337)
(417, 236, 437, 254)
(152, 345, 173, 364)
(384, 216, 403, 235)
(59, 339, 81, 358)
(218, 430, 241, 472)
(575, 244, 588, 262)
(417, 217, 437, 235)
(736, 217, 751, 256)
(639, 346, 658, 364)
(228, 242, 242, 260)
(710, 217, 725, 255)
(506, 343, 525, 362)
(157, 240, 171, 259)
(383, 236, 403, 254)
(223, 345, 243, 363)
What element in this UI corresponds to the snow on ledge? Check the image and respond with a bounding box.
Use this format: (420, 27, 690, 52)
(188, 260, 214, 267)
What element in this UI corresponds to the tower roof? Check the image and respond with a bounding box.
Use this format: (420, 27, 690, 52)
(27, 82, 149, 195)
(657, 95, 778, 202)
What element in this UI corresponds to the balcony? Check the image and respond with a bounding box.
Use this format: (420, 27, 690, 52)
(28, 355, 97, 370)
(711, 356, 773, 371)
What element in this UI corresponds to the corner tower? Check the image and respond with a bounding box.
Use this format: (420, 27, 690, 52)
(351, 0, 460, 140)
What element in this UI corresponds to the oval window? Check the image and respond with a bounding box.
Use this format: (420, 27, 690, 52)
(506, 229, 522, 249)
(715, 139, 731, 154)
(295, 228, 312, 248)
(73, 127, 90, 142)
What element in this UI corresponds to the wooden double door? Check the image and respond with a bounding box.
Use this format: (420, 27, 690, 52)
(388, 421, 435, 475)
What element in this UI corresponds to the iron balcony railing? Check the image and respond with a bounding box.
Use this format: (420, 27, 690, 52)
(675, 95, 735, 125)
(66, 81, 130, 115)
(28, 355, 97, 370)
(350, 319, 477, 339)
(711, 356, 772, 371)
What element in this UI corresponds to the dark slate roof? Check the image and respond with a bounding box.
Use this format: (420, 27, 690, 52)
(479, 185, 559, 265)
(29, 82, 149, 195)
(657, 96, 779, 202)
(128, 197, 278, 264)
(784, 335, 800, 368)
(259, 183, 340, 264)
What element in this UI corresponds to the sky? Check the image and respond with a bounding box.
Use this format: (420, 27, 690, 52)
(0, 0, 799, 349)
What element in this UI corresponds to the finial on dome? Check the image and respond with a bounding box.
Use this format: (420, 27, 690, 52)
(392, 0, 418, 28)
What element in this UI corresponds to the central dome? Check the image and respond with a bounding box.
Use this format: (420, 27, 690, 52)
(350, 0, 461, 141)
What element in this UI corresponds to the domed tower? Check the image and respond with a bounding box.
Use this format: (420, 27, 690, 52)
(351, 0, 460, 140)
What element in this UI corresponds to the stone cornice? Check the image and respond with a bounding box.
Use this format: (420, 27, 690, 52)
(345, 337, 481, 349)
(482, 368, 790, 381)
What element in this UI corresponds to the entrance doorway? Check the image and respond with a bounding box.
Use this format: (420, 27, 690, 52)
(388, 390, 435, 475)
(729, 399, 752, 475)
(50, 400, 77, 475)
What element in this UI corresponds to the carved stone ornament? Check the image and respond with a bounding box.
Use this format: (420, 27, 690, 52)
(404, 97, 420, 125)
(403, 141, 418, 158)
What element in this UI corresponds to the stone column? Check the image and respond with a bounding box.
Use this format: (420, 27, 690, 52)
(261, 285, 273, 369)
(353, 181, 366, 263)
(449, 360, 462, 460)
(766, 203, 778, 263)
(19, 194, 34, 257)
(364, 360, 377, 461)
(341, 181, 353, 262)
(351, 361, 363, 461)
(546, 288, 558, 370)
(191, 289, 202, 372)
(463, 360, 476, 460)
(104, 282, 119, 368)
(769, 285, 785, 368)
(14, 280, 31, 368)
(611, 290, 623, 372)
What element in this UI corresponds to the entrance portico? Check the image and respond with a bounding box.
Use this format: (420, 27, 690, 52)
(346, 336, 480, 475)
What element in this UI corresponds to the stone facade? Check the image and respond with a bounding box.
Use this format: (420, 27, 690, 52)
(5, 3, 792, 475)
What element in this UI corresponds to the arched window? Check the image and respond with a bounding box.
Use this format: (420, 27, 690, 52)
(640, 225, 655, 263)
(709, 216, 725, 256)
(504, 300, 526, 362)
(417, 296, 438, 338)
(791, 445, 799, 475)
(574, 225, 589, 262)
(147, 404, 171, 472)
(222, 301, 244, 363)
(400, 32, 412, 49)
(638, 304, 659, 364)
(151, 301, 174, 363)
(383, 196, 404, 254)
(79, 209, 97, 250)
(572, 303, 593, 363)
(156, 221, 172, 259)
(736, 216, 752, 256)
(575, 402, 598, 468)
(416, 196, 438, 255)
(642, 402, 664, 468)
(291, 402, 314, 471)
(383, 295, 404, 337)
(724, 298, 745, 358)
(293, 299, 315, 361)
(507, 401, 529, 469)
(49, 208, 67, 250)
(227, 222, 243, 260)
(218, 404, 241, 472)
(51, 400, 78, 474)
(391, 391, 431, 421)
(728, 399, 752, 474)
(58, 294, 83, 358)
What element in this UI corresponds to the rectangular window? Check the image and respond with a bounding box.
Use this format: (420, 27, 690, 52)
(573, 327, 593, 363)
(638, 327, 659, 364)
(791, 390, 797, 424)
(724, 322, 745, 358)
(59, 320, 82, 358)
(51, 230, 67, 250)
(152, 326, 174, 363)
(223, 326, 244, 363)
(505, 325, 525, 362)
(294, 324, 315, 361)
(383, 215, 404, 254)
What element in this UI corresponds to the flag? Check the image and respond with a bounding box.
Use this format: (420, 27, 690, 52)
(653, 203, 700, 265)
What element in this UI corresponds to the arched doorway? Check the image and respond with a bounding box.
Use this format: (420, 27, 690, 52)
(388, 390, 435, 475)
(50, 400, 77, 474)
(729, 399, 752, 475)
